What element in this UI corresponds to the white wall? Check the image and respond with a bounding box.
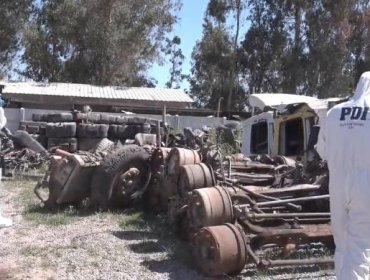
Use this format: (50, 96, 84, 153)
(4, 108, 232, 133)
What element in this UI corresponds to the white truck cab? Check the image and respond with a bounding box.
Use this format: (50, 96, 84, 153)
(242, 94, 332, 163)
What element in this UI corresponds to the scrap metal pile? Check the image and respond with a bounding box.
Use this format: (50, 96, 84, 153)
(146, 148, 334, 276)
(30, 120, 334, 277)
(0, 129, 48, 177)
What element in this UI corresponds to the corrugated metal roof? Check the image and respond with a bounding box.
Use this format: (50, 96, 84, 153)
(1, 82, 193, 103)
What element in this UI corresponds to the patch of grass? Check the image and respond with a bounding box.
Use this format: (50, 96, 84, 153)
(24, 211, 72, 226)
(118, 211, 146, 230)
(24, 205, 77, 226)
(4, 180, 40, 207)
(118, 211, 193, 266)
(20, 245, 47, 257)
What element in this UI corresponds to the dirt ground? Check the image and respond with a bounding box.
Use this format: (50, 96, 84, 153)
(0, 179, 336, 280)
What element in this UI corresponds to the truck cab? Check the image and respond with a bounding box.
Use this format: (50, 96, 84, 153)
(241, 94, 330, 163)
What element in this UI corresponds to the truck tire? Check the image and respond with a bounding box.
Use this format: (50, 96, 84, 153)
(47, 137, 78, 153)
(86, 113, 100, 123)
(126, 116, 148, 125)
(91, 138, 115, 155)
(124, 125, 142, 139)
(73, 112, 87, 122)
(109, 125, 139, 139)
(78, 138, 114, 153)
(115, 116, 128, 125)
(19, 121, 47, 135)
(90, 145, 150, 210)
(26, 125, 40, 134)
(77, 124, 109, 138)
(98, 113, 110, 124)
(46, 113, 74, 123)
(32, 113, 48, 122)
(46, 123, 77, 138)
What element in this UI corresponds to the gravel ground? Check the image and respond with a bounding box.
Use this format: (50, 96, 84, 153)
(0, 179, 336, 280)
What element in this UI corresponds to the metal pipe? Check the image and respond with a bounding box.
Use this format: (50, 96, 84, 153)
(246, 243, 260, 264)
(235, 185, 302, 211)
(261, 257, 334, 268)
(280, 218, 330, 223)
(162, 104, 167, 125)
(228, 158, 232, 179)
(156, 120, 161, 147)
(254, 195, 330, 207)
(231, 194, 263, 214)
(217, 97, 223, 118)
(246, 212, 330, 219)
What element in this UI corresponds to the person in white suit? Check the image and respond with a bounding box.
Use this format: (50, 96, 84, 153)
(0, 106, 12, 228)
(317, 72, 370, 279)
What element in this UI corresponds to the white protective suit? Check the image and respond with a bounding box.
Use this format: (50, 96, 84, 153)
(317, 72, 370, 280)
(0, 106, 11, 229)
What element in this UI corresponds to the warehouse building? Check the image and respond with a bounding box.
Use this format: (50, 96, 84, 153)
(0, 82, 193, 112)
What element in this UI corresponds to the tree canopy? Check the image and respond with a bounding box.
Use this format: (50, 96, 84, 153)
(2, 0, 370, 110)
(21, 0, 180, 86)
(190, 0, 370, 110)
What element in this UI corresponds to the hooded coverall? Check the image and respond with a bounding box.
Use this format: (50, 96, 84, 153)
(317, 71, 370, 280)
(0, 106, 11, 228)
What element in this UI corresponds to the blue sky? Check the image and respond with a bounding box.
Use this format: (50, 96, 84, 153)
(148, 1, 209, 89)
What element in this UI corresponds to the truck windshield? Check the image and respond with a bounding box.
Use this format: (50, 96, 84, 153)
(279, 118, 304, 156)
(251, 121, 268, 154)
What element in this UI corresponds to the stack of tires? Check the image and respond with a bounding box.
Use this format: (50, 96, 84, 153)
(18, 112, 161, 152)
(77, 124, 109, 151)
(45, 113, 77, 153)
(19, 117, 48, 148)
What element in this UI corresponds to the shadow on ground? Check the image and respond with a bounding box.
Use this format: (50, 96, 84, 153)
(111, 230, 156, 241)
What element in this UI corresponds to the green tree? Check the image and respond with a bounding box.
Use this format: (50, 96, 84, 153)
(0, 0, 32, 77)
(303, 0, 353, 98)
(165, 36, 185, 89)
(347, 1, 370, 85)
(21, 0, 180, 86)
(239, 0, 287, 93)
(189, 0, 246, 111)
(239, 0, 369, 98)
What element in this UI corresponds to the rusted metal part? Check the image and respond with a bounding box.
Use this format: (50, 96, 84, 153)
(55, 148, 72, 159)
(234, 185, 302, 211)
(144, 147, 173, 211)
(229, 161, 275, 172)
(253, 224, 332, 239)
(34, 153, 101, 207)
(192, 223, 248, 276)
(245, 212, 330, 220)
(253, 194, 329, 207)
(117, 168, 140, 192)
(109, 164, 152, 203)
(218, 171, 275, 185)
(167, 148, 201, 175)
(3, 148, 46, 177)
(187, 186, 234, 230)
(249, 224, 333, 258)
(178, 163, 213, 197)
(259, 184, 321, 195)
(260, 257, 334, 268)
